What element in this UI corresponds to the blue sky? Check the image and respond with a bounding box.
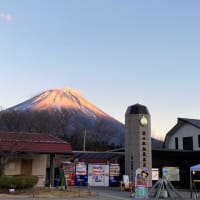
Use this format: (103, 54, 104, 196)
(1, 0, 200, 139)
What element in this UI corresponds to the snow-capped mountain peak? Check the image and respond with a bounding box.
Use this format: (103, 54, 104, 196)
(10, 88, 110, 120)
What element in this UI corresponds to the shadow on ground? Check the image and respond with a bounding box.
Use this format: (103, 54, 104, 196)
(0, 186, 95, 198)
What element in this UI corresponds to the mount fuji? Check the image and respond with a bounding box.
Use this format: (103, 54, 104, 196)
(5, 88, 125, 148)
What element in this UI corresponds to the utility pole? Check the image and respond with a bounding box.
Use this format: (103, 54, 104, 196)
(83, 129, 86, 152)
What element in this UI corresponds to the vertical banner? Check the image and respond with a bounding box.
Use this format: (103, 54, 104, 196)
(135, 168, 149, 198)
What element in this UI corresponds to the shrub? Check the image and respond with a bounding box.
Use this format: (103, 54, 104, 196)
(0, 175, 38, 189)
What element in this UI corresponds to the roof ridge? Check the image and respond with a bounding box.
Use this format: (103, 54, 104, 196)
(179, 118, 200, 129)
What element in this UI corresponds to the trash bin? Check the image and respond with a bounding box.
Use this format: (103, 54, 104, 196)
(54, 175, 61, 187)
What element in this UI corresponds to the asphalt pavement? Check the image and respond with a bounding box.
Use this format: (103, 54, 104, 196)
(0, 186, 196, 200)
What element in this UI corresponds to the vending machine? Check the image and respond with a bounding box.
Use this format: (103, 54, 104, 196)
(109, 163, 120, 186)
(88, 164, 109, 187)
(61, 161, 75, 186)
(75, 162, 88, 186)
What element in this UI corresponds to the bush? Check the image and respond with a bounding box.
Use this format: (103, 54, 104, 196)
(0, 175, 38, 189)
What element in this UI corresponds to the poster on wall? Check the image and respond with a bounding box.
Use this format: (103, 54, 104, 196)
(134, 168, 149, 198)
(162, 166, 180, 181)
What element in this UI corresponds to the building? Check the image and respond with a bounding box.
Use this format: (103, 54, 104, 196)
(164, 118, 200, 150)
(125, 104, 152, 186)
(0, 131, 72, 187)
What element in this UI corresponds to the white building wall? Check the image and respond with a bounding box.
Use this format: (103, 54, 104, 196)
(168, 124, 200, 150)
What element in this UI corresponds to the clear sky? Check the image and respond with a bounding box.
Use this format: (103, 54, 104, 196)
(1, 0, 200, 139)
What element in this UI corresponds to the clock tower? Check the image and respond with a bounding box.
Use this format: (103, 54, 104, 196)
(125, 103, 152, 186)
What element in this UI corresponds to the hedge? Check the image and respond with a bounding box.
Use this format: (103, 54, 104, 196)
(0, 175, 38, 189)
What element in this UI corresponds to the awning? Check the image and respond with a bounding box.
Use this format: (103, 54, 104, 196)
(190, 164, 200, 171)
(190, 164, 200, 190)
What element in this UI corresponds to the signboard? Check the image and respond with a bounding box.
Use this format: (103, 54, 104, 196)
(162, 166, 180, 181)
(123, 175, 130, 189)
(152, 168, 159, 180)
(135, 168, 149, 198)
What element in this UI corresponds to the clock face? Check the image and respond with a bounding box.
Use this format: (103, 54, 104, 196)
(140, 116, 148, 126)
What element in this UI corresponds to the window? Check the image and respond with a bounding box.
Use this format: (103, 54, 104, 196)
(175, 137, 178, 149)
(183, 137, 193, 150)
(198, 135, 200, 147)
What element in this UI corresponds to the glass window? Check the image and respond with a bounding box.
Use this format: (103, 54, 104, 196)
(183, 136, 193, 150)
(175, 137, 178, 149)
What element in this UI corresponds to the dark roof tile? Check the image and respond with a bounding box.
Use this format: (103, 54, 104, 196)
(0, 131, 72, 154)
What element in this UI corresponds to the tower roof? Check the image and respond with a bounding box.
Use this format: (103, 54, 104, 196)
(126, 103, 149, 115)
